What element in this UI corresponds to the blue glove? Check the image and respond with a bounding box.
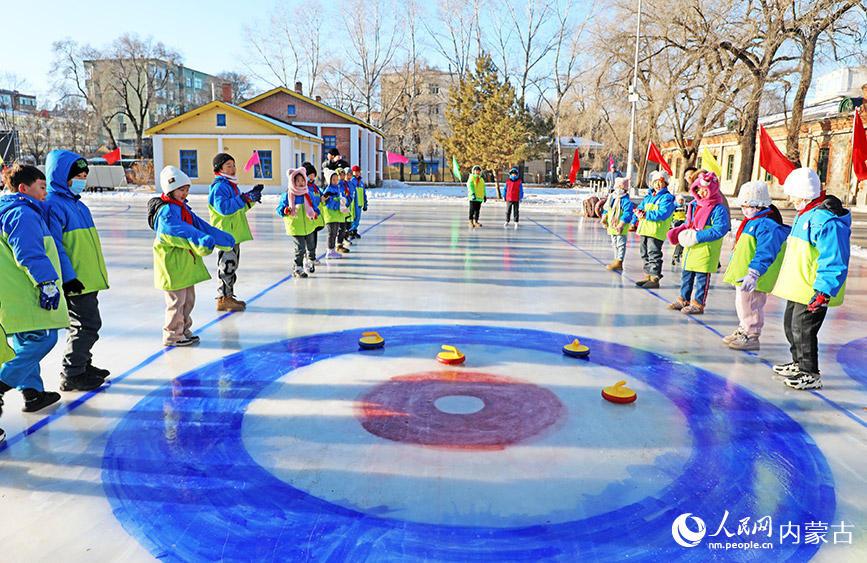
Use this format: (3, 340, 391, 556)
(736, 268, 760, 293)
(39, 282, 60, 310)
(807, 291, 830, 313)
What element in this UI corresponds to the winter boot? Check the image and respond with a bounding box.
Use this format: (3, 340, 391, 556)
(681, 300, 704, 315)
(216, 296, 245, 312)
(475, 221, 483, 227)
(783, 371, 822, 390)
(230, 295, 247, 307)
(606, 260, 623, 271)
(667, 297, 687, 310)
(59, 372, 106, 392)
(642, 276, 661, 289)
(728, 333, 760, 351)
(469, 220, 476, 228)
(722, 328, 745, 345)
(635, 274, 650, 287)
(22, 389, 62, 412)
(336, 245, 350, 253)
(353, 230, 362, 239)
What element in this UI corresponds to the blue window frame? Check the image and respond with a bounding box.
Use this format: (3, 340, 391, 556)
(301, 152, 306, 164)
(254, 150, 273, 179)
(411, 160, 439, 175)
(287, 104, 296, 116)
(216, 113, 226, 127)
(179, 150, 198, 178)
(323, 135, 337, 151)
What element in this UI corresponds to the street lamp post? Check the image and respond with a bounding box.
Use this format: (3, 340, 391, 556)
(626, 0, 643, 195)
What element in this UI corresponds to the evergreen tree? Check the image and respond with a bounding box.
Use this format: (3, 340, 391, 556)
(440, 53, 545, 197)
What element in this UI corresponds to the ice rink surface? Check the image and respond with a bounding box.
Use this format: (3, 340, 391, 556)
(1, 195, 866, 562)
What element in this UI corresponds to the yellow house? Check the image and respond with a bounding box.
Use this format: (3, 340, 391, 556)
(145, 100, 322, 193)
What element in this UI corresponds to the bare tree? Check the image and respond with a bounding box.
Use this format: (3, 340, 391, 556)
(502, 0, 556, 104)
(216, 71, 255, 104)
(424, 0, 484, 79)
(19, 110, 53, 165)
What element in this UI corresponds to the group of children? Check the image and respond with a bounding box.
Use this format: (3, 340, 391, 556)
(466, 166, 525, 229)
(600, 166, 851, 390)
(1, 153, 114, 441)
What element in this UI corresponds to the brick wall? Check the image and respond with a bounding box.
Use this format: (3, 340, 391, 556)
(245, 91, 354, 127)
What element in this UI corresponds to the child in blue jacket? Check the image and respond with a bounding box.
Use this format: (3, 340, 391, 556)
(277, 168, 320, 278)
(771, 168, 851, 390)
(348, 165, 368, 239)
(44, 150, 110, 392)
(721, 181, 790, 351)
(302, 162, 324, 269)
(150, 166, 235, 347)
(0, 164, 67, 412)
(600, 177, 635, 271)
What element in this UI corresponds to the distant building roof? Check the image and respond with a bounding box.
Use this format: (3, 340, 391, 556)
(555, 137, 604, 149)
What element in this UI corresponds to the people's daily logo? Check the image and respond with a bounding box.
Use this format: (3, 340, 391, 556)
(672, 513, 706, 547)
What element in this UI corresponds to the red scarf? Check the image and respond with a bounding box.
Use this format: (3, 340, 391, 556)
(161, 194, 193, 225)
(797, 191, 826, 216)
(734, 209, 772, 244)
(308, 180, 321, 197)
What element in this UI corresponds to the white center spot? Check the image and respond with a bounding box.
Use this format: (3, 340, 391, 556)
(434, 395, 485, 414)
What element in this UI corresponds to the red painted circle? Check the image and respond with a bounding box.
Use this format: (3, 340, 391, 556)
(356, 371, 566, 450)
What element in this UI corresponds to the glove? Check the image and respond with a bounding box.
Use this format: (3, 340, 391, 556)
(62, 278, 85, 295)
(807, 291, 830, 313)
(736, 268, 760, 293)
(363, 207, 367, 212)
(678, 229, 699, 247)
(242, 187, 263, 204)
(38, 282, 60, 310)
(484, 196, 487, 203)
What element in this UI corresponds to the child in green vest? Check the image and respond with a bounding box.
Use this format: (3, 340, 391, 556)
(321, 169, 350, 258)
(634, 170, 675, 288)
(600, 177, 634, 271)
(277, 168, 320, 278)
(150, 166, 235, 347)
(771, 168, 851, 390)
(666, 171, 730, 315)
(670, 195, 687, 266)
(467, 165, 486, 227)
(721, 181, 789, 351)
(0, 164, 67, 413)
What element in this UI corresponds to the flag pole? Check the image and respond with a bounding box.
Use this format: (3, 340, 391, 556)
(626, 0, 643, 196)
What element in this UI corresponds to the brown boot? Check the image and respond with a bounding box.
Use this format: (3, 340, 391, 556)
(475, 221, 483, 227)
(606, 260, 623, 271)
(336, 245, 350, 253)
(642, 275, 660, 289)
(681, 300, 705, 315)
(217, 296, 245, 312)
(667, 297, 687, 310)
(635, 274, 650, 287)
(230, 295, 246, 307)
(469, 220, 476, 228)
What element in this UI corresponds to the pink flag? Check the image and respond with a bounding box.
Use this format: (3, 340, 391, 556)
(608, 154, 615, 171)
(244, 151, 260, 173)
(386, 151, 409, 165)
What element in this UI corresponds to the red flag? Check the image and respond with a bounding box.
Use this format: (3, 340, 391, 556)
(646, 141, 673, 176)
(244, 151, 260, 173)
(568, 149, 581, 184)
(853, 109, 867, 183)
(386, 151, 409, 165)
(104, 148, 121, 165)
(759, 125, 796, 183)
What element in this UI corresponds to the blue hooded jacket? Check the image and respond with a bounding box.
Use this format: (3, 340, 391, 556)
(44, 149, 110, 293)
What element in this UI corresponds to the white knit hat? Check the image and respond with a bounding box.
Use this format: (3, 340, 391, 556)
(783, 168, 821, 200)
(650, 170, 669, 184)
(736, 181, 771, 208)
(159, 165, 191, 194)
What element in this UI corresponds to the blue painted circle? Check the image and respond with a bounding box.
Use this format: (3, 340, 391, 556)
(102, 325, 834, 562)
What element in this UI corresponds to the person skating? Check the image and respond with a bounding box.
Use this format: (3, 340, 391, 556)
(150, 166, 235, 347)
(667, 171, 731, 314)
(600, 177, 635, 271)
(348, 165, 368, 239)
(771, 168, 851, 390)
(504, 168, 523, 229)
(0, 164, 68, 412)
(721, 181, 789, 351)
(278, 168, 320, 278)
(208, 153, 264, 312)
(467, 165, 486, 227)
(634, 170, 675, 288)
(44, 150, 111, 392)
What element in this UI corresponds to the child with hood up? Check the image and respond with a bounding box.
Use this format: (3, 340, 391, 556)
(278, 168, 320, 278)
(44, 150, 111, 392)
(771, 168, 851, 390)
(339, 168, 355, 246)
(302, 162, 324, 269)
(667, 171, 731, 315)
(321, 168, 351, 258)
(600, 177, 635, 271)
(348, 165, 368, 239)
(721, 181, 789, 352)
(149, 166, 235, 347)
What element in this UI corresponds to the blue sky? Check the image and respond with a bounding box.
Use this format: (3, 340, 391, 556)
(6, 0, 256, 99)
